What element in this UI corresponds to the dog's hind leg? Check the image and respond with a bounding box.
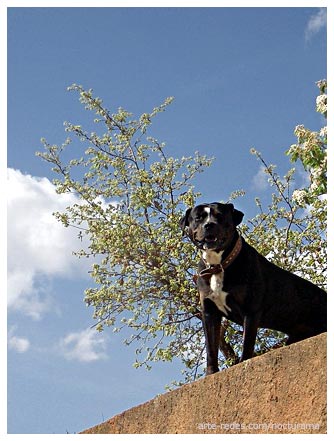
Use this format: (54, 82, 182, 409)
(240, 314, 260, 362)
(286, 323, 323, 345)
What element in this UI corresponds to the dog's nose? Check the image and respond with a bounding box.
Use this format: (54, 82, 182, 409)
(204, 222, 215, 230)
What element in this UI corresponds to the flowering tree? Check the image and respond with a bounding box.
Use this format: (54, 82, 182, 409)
(287, 79, 327, 204)
(246, 80, 326, 283)
(37, 80, 326, 385)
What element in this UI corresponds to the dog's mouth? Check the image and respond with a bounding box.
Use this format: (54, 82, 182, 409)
(203, 236, 220, 249)
(195, 234, 221, 250)
(204, 234, 218, 244)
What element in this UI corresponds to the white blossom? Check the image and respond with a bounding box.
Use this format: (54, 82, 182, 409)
(316, 94, 327, 114)
(319, 126, 327, 138)
(292, 189, 308, 206)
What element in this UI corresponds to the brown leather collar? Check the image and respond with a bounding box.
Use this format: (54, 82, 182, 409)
(196, 235, 243, 282)
(221, 235, 243, 269)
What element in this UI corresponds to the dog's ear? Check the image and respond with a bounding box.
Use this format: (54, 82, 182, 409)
(225, 203, 244, 226)
(179, 208, 192, 236)
(232, 207, 244, 226)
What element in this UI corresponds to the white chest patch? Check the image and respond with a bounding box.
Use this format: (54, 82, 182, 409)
(207, 273, 231, 316)
(202, 249, 223, 265)
(202, 250, 231, 316)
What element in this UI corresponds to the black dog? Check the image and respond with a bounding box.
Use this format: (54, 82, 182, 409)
(180, 202, 326, 375)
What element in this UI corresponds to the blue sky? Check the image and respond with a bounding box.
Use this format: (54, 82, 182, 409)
(6, 4, 328, 435)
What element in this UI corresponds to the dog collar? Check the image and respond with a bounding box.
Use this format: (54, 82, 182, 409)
(197, 235, 243, 281)
(221, 235, 243, 268)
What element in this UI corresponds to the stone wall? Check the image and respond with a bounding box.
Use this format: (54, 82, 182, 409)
(82, 333, 326, 434)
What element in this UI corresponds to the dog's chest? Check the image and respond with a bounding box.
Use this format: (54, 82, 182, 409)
(201, 250, 231, 316)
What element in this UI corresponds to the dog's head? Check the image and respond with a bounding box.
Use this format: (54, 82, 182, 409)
(180, 202, 244, 251)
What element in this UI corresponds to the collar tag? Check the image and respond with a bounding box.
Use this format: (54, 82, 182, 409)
(199, 264, 223, 281)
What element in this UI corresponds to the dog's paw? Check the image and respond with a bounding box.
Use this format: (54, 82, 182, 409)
(206, 366, 219, 375)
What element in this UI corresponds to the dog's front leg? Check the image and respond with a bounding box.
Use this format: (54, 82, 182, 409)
(240, 314, 260, 362)
(202, 298, 222, 375)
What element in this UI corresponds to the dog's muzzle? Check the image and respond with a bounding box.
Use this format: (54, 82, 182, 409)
(192, 223, 224, 250)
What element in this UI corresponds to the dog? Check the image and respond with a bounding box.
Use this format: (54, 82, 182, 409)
(180, 202, 327, 375)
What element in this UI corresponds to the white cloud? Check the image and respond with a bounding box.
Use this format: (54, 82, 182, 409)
(58, 328, 108, 362)
(305, 8, 327, 41)
(251, 165, 268, 192)
(8, 327, 30, 353)
(8, 335, 30, 353)
(7, 168, 90, 320)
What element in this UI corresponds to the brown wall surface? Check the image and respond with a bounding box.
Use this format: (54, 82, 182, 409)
(82, 333, 327, 434)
